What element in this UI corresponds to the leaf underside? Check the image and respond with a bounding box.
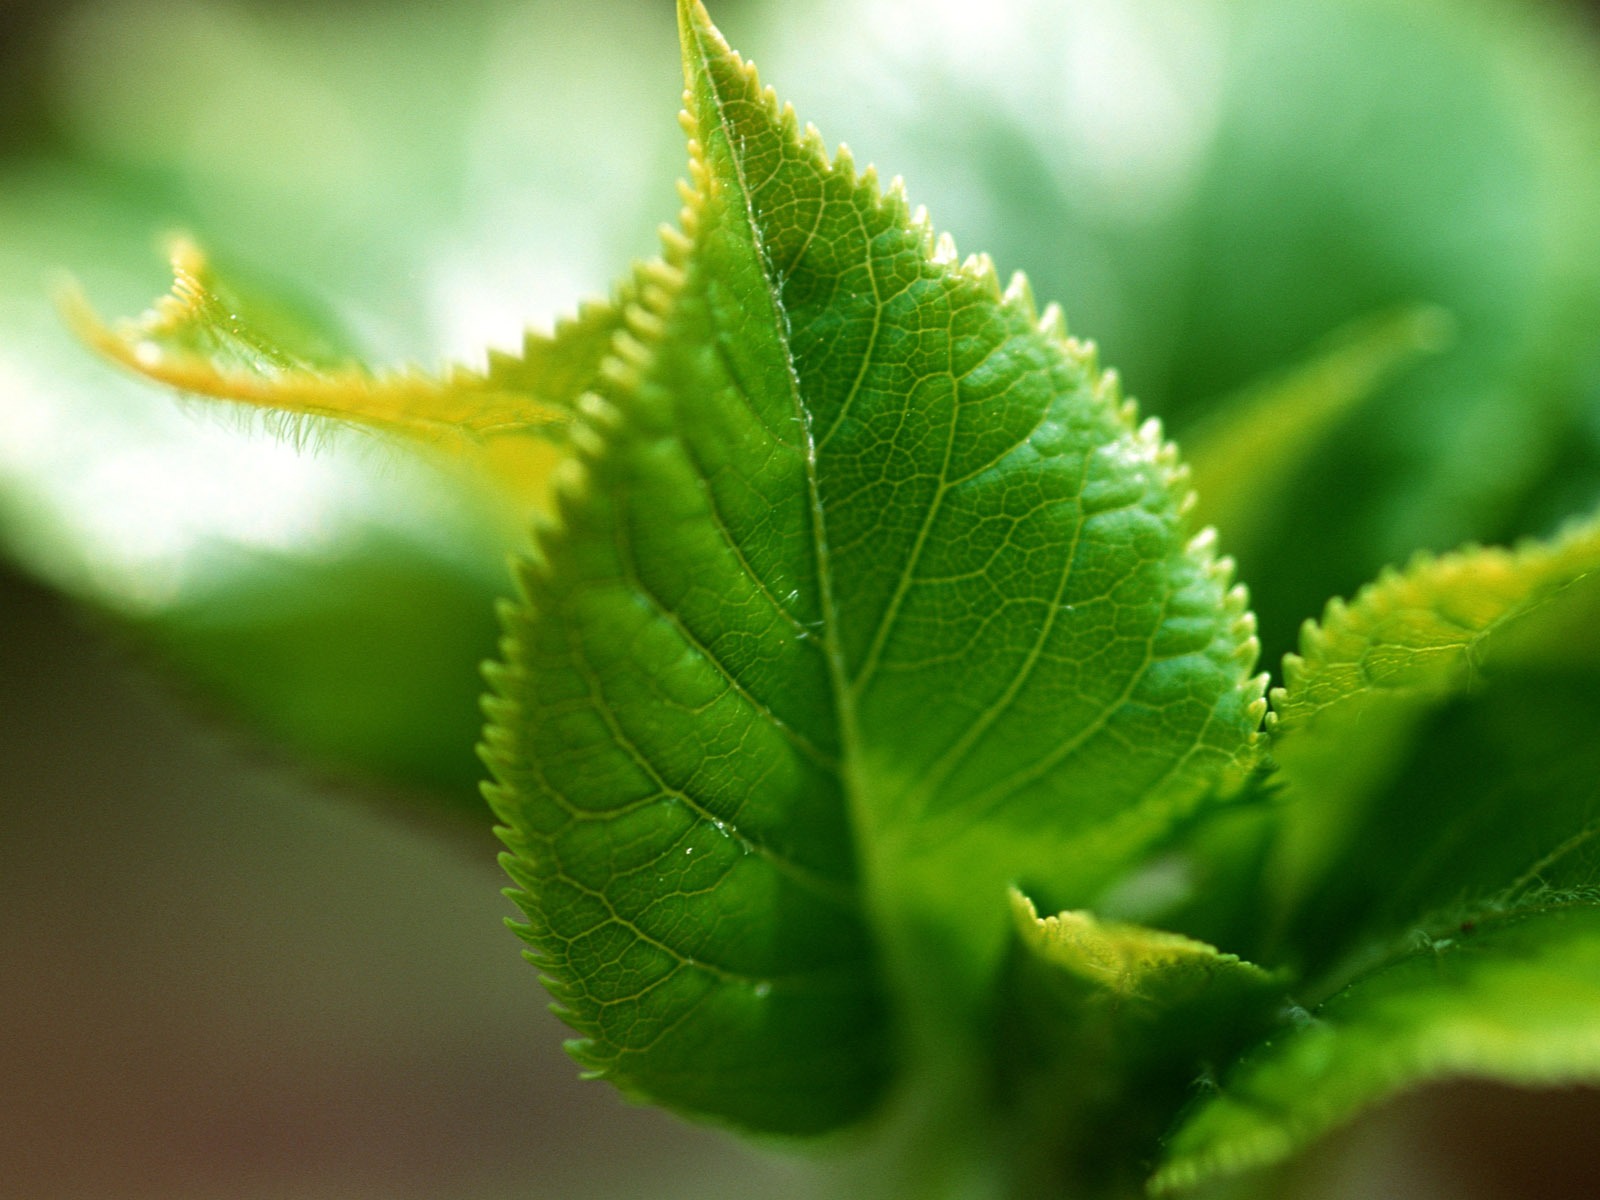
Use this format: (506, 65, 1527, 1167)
(1152, 510, 1600, 1190)
(1153, 904, 1600, 1194)
(483, 0, 1263, 1135)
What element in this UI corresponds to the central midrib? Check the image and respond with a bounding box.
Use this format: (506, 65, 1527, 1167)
(688, 34, 1003, 1129)
(689, 29, 868, 842)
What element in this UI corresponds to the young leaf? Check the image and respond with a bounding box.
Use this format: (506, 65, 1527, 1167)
(997, 891, 1284, 1196)
(67, 235, 620, 509)
(1262, 508, 1600, 959)
(1152, 904, 1600, 1194)
(1008, 890, 1279, 1010)
(482, 0, 1264, 1137)
(41, 217, 631, 801)
(1276, 668, 1600, 988)
(1273, 510, 1600, 734)
(1140, 511, 1600, 1194)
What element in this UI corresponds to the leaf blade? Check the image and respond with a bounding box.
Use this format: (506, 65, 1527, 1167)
(1183, 306, 1452, 562)
(66, 236, 620, 510)
(1274, 510, 1600, 735)
(486, 0, 1265, 1133)
(1153, 905, 1600, 1194)
(1262, 508, 1600, 968)
(995, 891, 1286, 1197)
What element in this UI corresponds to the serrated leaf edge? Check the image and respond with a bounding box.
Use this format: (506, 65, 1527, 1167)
(1270, 508, 1600, 734)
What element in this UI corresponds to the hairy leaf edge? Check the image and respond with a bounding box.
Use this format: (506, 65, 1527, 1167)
(63, 233, 608, 446)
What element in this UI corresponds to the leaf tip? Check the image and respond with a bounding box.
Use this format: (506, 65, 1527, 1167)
(676, 0, 722, 60)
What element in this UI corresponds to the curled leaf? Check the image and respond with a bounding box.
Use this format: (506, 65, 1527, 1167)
(65, 235, 624, 508)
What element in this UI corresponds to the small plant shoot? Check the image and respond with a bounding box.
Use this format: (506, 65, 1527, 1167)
(72, 2, 1600, 1197)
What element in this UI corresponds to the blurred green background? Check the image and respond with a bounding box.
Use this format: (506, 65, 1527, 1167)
(7, 0, 1600, 1195)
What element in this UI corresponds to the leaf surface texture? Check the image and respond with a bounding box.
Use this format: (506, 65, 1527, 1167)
(483, 0, 1263, 1134)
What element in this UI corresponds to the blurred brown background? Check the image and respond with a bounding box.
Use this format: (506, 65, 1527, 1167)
(1, 563, 829, 1198)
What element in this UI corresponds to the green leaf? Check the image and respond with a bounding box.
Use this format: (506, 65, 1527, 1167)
(1273, 511, 1600, 734)
(0, 0, 677, 802)
(1140, 513, 1600, 1193)
(1152, 904, 1600, 1193)
(0, 185, 468, 797)
(1276, 667, 1600, 989)
(757, 0, 1600, 664)
(0, 169, 610, 803)
(1009, 890, 1278, 1011)
(127, 533, 515, 806)
(483, 0, 1264, 1136)
(997, 891, 1284, 1197)
(1262, 509, 1600, 963)
(68, 235, 626, 512)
